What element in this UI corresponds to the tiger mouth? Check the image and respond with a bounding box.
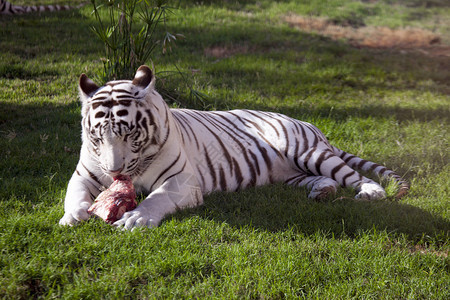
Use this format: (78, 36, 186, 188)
(112, 174, 132, 181)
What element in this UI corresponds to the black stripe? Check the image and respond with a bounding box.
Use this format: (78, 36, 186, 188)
(344, 154, 355, 164)
(257, 142, 273, 171)
(219, 166, 227, 191)
(127, 158, 139, 171)
(357, 160, 368, 169)
(116, 95, 135, 100)
(163, 161, 187, 186)
(86, 114, 91, 129)
(330, 162, 346, 181)
(314, 150, 332, 175)
(155, 114, 170, 149)
(91, 102, 103, 110)
(276, 119, 290, 156)
(198, 170, 206, 190)
(370, 163, 379, 170)
(214, 112, 273, 175)
(118, 99, 133, 106)
(241, 116, 264, 133)
(140, 108, 170, 154)
(201, 112, 225, 132)
(183, 111, 235, 175)
(244, 110, 280, 137)
(91, 96, 109, 102)
(150, 152, 181, 191)
(292, 135, 302, 171)
(145, 109, 155, 126)
(293, 174, 307, 186)
(256, 132, 283, 159)
(133, 154, 156, 176)
(206, 112, 259, 178)
(95, 111, 105, 118)
(304, 122, 325, 142)
(302, 147, 317, 174)
(173, 112, 200, 149)
(285, 174, 302, 184)
(348, 173, 364, 187)
(299, 123, 309, 154)
(102, 101, 114, 108)
(341, 170, 356, 187)
(116, 110, 128, 117)
(112, 89, 133, 95)
(203, 145, 217, 189)
(247, 149, 261, 176)
(175, 122, 186, 145)
(81, 162, 101, 186)
(303, 123, 320, 147)
(232, 157, 243, 190)
(135, 111, 142, 123)
(291, 119, 301, 135)
(94, 90, 112, 97)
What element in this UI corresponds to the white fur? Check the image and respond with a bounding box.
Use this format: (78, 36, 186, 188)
(60, 66, 394, 230)
(308, 177, 339, 199)
(355, 182, 386, 200)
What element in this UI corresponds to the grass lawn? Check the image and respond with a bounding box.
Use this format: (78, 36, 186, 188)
(1, 0, 449, 298)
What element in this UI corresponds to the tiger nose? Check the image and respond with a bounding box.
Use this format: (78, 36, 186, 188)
(107, 166, 124, 176)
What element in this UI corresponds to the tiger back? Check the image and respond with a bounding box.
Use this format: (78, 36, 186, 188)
(59, 65, 409, 229)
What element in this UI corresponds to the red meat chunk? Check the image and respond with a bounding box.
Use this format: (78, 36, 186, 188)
(88, 175, 137, 224)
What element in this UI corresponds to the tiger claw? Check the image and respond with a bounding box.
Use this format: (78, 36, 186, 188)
(113, 210, 158, 230)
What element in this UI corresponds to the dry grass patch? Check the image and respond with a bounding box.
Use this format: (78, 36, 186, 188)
(204, 44, 251, 58)
(285, 14, 449, 56)
(410, 245, 449, 258)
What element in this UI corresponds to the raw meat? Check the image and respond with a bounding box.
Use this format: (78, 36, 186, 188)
(88, 175, 137, 224)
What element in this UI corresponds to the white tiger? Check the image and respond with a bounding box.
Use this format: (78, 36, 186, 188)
(59, 65, 409, 229)
(0, 0, 80, 15)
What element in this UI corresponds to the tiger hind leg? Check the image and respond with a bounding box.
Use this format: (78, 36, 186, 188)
(312, 150, 386, 200)
(294, 147, 387, 200)
(285, 174, 339, 200)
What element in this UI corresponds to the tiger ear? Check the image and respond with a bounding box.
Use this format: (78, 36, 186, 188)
(132, 65, 154, 89)
(79, 74, 99, 117)
(79, 74, 99, 100)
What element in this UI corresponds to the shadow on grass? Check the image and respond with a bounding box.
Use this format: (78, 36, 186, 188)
(0, 101, 81, 206)
(167, 19, 449, 91)
(0, 64, 60, 80)
(0, 10, 99, 59)
(1, 4, 448, 97)
(171, 184, 450, 244)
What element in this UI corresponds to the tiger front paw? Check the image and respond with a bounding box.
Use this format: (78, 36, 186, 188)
(113, 209, 160, 230)
(59, 201, 91, 226)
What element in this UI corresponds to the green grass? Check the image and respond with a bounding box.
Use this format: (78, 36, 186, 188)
(1, 0, 449, 298)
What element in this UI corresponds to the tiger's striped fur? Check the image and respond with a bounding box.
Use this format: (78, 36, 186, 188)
(59, 65, 409, 229)
(0, 0, 79, 15)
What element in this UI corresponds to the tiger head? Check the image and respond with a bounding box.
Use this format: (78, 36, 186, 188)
(78, 66, 168, 179)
